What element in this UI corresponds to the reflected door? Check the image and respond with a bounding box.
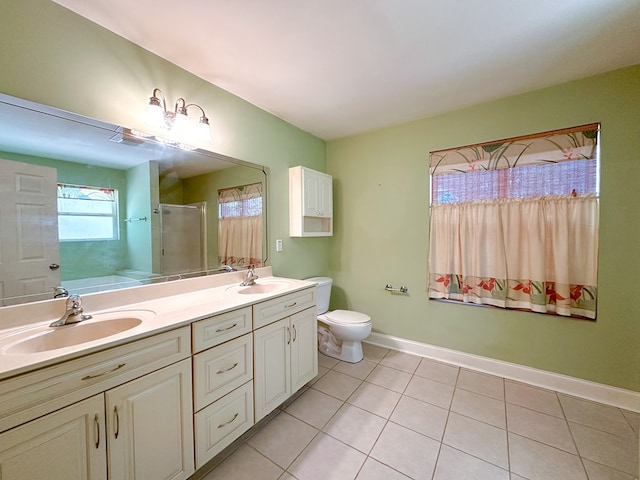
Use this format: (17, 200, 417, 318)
(0, 158, 59, 303)
(159, 203, 207, 275)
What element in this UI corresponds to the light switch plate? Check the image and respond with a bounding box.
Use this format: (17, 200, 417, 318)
(276, 239, 283, 252)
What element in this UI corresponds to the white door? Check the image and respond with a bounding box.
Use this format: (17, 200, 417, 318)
(0, 394, 107, 480)
(0, 158, 59, 303)
(105, 359, 194, 480)
(253, 318, 291, 422)
(290, 308, 318, 392)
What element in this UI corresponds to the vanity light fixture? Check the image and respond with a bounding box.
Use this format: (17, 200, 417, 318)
(147, 88, 211, 140)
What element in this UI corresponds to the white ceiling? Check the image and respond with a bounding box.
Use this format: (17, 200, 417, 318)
(52, 0, 640, 140)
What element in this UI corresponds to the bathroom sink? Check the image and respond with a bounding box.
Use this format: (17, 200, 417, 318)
(5, 310, 154, 354)
(225, 280, 292, 295)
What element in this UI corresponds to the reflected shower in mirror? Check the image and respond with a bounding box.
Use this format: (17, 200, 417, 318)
(0, 93, 268, 306)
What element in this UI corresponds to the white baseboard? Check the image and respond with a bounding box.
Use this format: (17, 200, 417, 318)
(365, 332, 640, 413)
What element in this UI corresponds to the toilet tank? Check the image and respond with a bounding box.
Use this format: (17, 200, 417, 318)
(306, 277, 332, 315)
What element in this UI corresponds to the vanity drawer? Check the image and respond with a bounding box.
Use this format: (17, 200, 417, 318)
(193, 333, 253, 411)
(0, 326, 190, 433)
(194, 381, 254, 468)
(192, 306, 252, 353)
(253, 287, 316, 329)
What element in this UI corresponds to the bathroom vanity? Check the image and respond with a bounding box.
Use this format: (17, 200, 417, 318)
(0, 268, 317, 480)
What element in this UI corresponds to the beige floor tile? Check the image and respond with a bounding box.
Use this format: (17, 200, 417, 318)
(370, 422, 440, 480)
(288, 432, 366, 480)
(443, 412, 509, 469)
(285, 388, 343, 429)
(433, 444, 510, 480)
(318, 353, 340, 369)
(569, 422, 639, 476)
(306, 366, 329, 386)
(509, 433, 587, 480)
(312, 370, 362, 401)
(505, 380, 564, 418)
(621, 409, 639, 436)
(202, 444, 283, 480)
(404, 375, 455, 409)
(510, 475, 528, 480)
(559, 394, 636, 439)
(583, 459, 637, 480)
(390, 395, 448, 441)
(277, 474, 298, 480)
(347, 381, 401, 418)
(507, 403, 576, 454)
(365, 364, 412, 393)
(414, 358, 459, 386)
(355, 457, 412, 479)
(451, 387, 506, 429)
(333, 359, 377, 380)
(457, 369, 504, 400)
(247, 412, 318, 469)
(323, 403, 387, 454)
(362, 343, 389, 363)
(380, 350, 421, 373)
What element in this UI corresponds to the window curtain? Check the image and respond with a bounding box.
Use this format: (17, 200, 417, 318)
(427, 124, 599, 319)
(218, 183, 262, 267)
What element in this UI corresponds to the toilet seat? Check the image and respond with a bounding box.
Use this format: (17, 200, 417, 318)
(322, 310, 370, 324)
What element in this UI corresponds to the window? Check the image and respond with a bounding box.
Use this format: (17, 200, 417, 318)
(57, 183, 119, 241)
(218, 182, 263, 267)
(428, 124, 599, 319)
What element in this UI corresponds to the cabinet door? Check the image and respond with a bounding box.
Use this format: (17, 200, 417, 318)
(290, 307, 318, 392)
(0, 394, 107, 480)
(302, 168, 320, 216)
(316, 173, 333, 218)
(253, 318, 291, 422)
(105, 359, 194, 480)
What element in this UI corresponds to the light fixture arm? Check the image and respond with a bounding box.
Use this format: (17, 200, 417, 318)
(147, 87, 211, 140)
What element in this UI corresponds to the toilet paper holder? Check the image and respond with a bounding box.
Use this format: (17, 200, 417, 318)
(385, 284, 408, 294)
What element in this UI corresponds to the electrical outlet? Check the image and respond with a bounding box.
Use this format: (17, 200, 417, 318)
(276, 239, 283, 252)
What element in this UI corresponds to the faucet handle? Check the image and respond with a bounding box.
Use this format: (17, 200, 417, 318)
(67, 294, 82, 309)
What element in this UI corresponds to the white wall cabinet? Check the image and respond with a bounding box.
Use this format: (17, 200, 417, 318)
(254, 307, 318, 422)
(0, 395, 107, 480)
(289, 166, 333, 237)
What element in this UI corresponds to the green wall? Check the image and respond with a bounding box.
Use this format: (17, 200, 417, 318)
(327, 65, 640, 391)
(0, 0, 329, 279)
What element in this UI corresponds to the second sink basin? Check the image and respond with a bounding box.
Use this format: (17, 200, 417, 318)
(5, 310, 155, 354)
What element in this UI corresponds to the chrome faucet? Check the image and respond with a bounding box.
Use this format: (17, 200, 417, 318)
(50, 294, 93, 327)
(240, 265, 259, 286)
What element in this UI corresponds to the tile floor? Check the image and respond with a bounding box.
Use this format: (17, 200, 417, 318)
(200, 343, 639, 480)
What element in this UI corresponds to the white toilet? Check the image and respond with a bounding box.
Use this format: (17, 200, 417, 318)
(308, 277, 372, 363)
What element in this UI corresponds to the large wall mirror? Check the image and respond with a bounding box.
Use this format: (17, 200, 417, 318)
(0, 93, 269, 306)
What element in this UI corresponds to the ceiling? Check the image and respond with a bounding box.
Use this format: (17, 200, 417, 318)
(52, 0, 640, 140)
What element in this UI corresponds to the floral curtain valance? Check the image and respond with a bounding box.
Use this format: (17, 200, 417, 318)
(430, 124, 599, 176)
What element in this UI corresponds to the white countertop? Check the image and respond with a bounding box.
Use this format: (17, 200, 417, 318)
(0, 268, 316, 380)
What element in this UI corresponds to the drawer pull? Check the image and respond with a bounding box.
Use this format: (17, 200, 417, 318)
(217, 413, 239, 429)
(287, 326, 291, 345)
(81, 363, 126, 380)
(284, 302, 297, 308)
(217, 362, 239, 374)
(292, 325, 297, 342)
(215, 323, 238, 333)
(114, 406, 120, 439)
(94, 414, 100, 449)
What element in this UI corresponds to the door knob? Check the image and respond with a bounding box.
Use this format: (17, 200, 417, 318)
(49, 263, 60, 270)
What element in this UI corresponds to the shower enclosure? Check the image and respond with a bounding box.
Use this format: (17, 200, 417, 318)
(159, 202, 207, 275)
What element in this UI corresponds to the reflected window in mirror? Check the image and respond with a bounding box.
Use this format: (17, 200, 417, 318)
(57, 184, 119, 241)
(218, 182, 263, 267)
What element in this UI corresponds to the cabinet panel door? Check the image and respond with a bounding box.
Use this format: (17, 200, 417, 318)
(290, 307, 318, 392)
(0, 394, 106, 480)
(317, 173, 333, 218)
(106, 359, 194, 480)
(253, 318, 291, 422)
(302, 169, 320, 216)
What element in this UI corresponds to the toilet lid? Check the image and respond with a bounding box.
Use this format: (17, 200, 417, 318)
(324, 310, 371, 324)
